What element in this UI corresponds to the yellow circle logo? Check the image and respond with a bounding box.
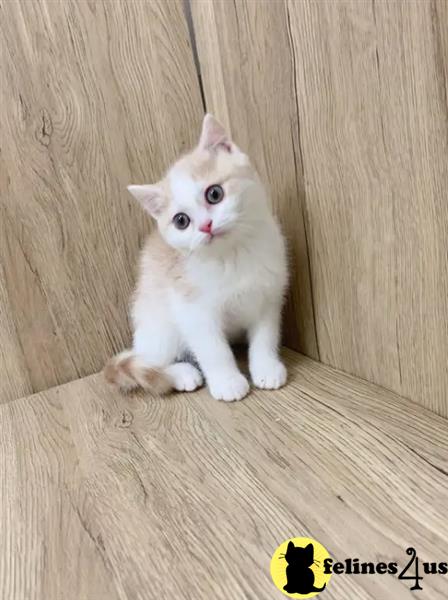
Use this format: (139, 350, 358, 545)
(270, 537, 332, 598)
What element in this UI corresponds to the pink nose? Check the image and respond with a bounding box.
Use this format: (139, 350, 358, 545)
(199, 219, 213, 234)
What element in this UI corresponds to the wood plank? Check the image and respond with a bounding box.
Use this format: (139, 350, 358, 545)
(191, 0, 319, 358)
(286, 0, 399, 391)
(0, 264, 32, 402)
(372, 0, 448, 416)
(287, 0, 448, 416)
(0, 0, 203, 400)
(1, 349, 447, 599)
(0, 388, 120, 600)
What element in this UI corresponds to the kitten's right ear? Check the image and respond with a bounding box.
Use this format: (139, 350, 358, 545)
(127, 184, 165, 218)
(287, 541, 295, 551)
(198, 113, 232, 152)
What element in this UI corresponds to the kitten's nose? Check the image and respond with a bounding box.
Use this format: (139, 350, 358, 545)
(199, 219, 213, 234)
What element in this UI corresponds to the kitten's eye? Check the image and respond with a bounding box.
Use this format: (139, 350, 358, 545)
(205, 184, 224, 204)
(173, 212, 190, 230)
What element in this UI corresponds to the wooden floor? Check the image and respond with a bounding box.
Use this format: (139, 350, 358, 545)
(1, 349, 447, 600)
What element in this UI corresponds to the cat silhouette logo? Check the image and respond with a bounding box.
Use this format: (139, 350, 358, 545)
(270, 537, 332, 598)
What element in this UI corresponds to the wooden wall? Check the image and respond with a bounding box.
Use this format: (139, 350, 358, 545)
(2, 0, 448, 418)
(192, 0, 448, 417)
(0, 0, 203, 402)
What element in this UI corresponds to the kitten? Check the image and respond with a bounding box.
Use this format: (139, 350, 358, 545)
(105, 114, 288, 401)
(283, 542, 326, 595)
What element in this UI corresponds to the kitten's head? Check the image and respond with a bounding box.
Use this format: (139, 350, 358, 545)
(128, 114, 268, 254)
(285, 542, 314, 567)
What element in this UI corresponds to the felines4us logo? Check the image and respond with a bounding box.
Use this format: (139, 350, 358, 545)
(270, 537, 448, 598)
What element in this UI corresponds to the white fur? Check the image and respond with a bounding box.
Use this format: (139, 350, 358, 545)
(127, 115, 288, 401)
(164, 362, 203, 392)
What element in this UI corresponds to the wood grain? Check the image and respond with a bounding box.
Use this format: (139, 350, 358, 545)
(0, 387, 121, 600)
(190, 0, 319, 358)
(286, 0, 448, 416)
(0, 0, 203, 402)
(1, 349, 447, 599)
(0, 264, 32, 401)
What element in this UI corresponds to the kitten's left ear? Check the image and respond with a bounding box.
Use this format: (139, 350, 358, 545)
(198, 113, 232, 153)
(127, 184, 165, 218)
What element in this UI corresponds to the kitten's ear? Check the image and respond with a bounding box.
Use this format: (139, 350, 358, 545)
(305, 543, 314, 556)
(287, 542, 295, 551)
(127, 184, 165, 218)
(198, 113, 232, 153)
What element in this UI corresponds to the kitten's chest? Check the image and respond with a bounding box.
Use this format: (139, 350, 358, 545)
(192, 248, 276, 297)
(183, 224, 287, 318)
(189, 240, 285, 313)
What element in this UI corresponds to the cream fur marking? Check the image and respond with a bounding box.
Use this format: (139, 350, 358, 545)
(105, 114, 288, 401)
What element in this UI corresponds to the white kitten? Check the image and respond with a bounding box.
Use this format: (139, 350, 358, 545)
(105, 114, 288, 401)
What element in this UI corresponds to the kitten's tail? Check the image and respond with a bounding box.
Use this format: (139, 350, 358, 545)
(103, 350, 173, 394)
(312, 584, 326, 592)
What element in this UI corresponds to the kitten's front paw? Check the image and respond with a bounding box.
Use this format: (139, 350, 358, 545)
(208, 372, 250, 402)
(165, 362, 203, 392)
(251, 359, 287, 390)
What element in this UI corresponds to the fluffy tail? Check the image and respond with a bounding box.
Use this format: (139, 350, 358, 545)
(103, 350, 173, 394)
